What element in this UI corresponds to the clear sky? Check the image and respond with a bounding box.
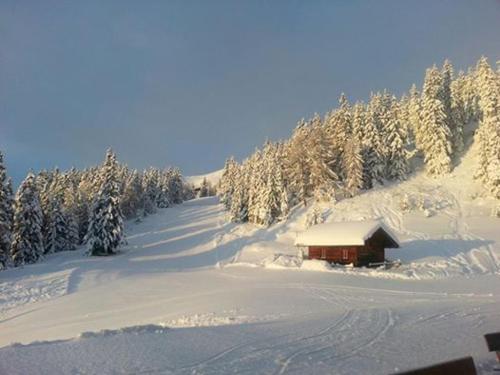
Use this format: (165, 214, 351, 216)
(1, 0, 499, 183)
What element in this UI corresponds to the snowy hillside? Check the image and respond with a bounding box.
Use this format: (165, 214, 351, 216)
(185, 169, 223, 187)
(1, 144, 499, 374)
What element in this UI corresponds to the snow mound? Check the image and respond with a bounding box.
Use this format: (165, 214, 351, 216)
(79, 324, 169, 339)
(263, 254, 303, 269)
(300, 259, 333, 272)
(162, 311, 281, 328)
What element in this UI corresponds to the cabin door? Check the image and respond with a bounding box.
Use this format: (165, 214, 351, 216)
(321, 248, 326, 259)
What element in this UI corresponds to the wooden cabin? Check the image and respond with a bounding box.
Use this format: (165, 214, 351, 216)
(295, 220, 399, 267)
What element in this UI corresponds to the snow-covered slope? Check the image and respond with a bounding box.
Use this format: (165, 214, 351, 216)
(1, 146, 499, 374)
(185, 169, 223, 187)
(226, 142, 500, 280)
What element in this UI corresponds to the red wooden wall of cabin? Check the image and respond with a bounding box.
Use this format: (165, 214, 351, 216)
(307, 244, 385, 266)
(307, 246, 360, 265)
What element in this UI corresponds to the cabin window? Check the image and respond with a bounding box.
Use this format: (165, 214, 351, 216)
(342, 249, 349, 260)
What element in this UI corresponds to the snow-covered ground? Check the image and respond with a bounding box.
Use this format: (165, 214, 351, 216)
(1, 150, 500, 374)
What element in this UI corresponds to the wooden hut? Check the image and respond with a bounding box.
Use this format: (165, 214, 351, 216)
(295, 220, 399, 267)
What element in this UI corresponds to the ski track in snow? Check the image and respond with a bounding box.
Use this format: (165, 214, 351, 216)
(0, 271, 70, 318)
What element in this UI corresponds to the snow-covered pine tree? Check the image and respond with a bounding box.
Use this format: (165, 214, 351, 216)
(440, 60, 458, 156)
(354, 102, 374, 189)
(75, 179, 92, 243)
(385, 98, 409, 180)
(148, 168, 161, 210)
(344, 138, 364, 197)
(36, 170, 54, 251)
(306, 114, 338, 201)
(0, 152, 14, 269)
(377, 90, 396, 180)
(199, 177, 209, 198)
(156, 172, 170, 208)
(305, 206, 324, 228)
(450, 71, 467, 154)
(344, 103, 365, 196)
(365, 93, 386, 184)
(61, 170, 81, 250)
(420, 65, 453, 176)
(408, 84, 423, 156)
(275, 142, 290, 220)
(229, 164, 248, 222)
(121, 170, 145, 218)
(247, 149, 266, 222)
(10, 172, 44, 266)
(287, 121, 311, 206)
(44, 194, 68, 254)
(142, 168, 159, 215)
(398, 94, 413, 147)
(463, 67, 481, 125)
(326, 94, 351, 180)
(182, 183, 196, 201)
(474, 56, 500, 199)
(85, 149, 125, 256)
(253, 142, 280, 226)
(141, 182, 155, 216)
(64, 210, 79, 251)
(218, 157, 238, 210)
(167, 167, 184, 204)
(40, 170, 72, 254)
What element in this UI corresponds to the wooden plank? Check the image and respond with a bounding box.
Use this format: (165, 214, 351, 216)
(393, 357, 476, 375)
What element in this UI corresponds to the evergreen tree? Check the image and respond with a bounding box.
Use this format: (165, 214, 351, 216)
(61, 170, 81, 249)
(229, 165, 248, 222)
(0, 152, 14, 269)
(121, 170, 145, 218)
(156, 172, 170, 208)
(365, 93, 386, 184)
(344, 103, 364, 196)
(44, 194, 68, 253)
(306, 114, 338, 201)
(385, 98, 409, 180)
(85, 150, 125, 256)
(247, 150, 266, 222)
(275, 143, 290, 220)
(326, 94, 351, 179)
(474, 57, 500, 199)
(10, 173, 44, 266)
(75, 180, 91, 243)
(199, 177, 209, 198)
(287, 122, 311, 206)
(344, 138, 364, 197)
(142, 168, 159, 215)
(450, 71, 467, 153)
(420, 66, 453, 175)
(408, 84, 423, 156)
(305, 206, 325, 228)
(256, 143, 281, 226)
(441, 60, 458, 155)
(167, 168, 184, 204)
(218, 157, 238, 210)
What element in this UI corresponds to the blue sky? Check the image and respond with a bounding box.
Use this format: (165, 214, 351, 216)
(1, 0, 499, 183)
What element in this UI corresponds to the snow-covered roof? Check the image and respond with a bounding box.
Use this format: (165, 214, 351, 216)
(295, 220, 399, 247)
